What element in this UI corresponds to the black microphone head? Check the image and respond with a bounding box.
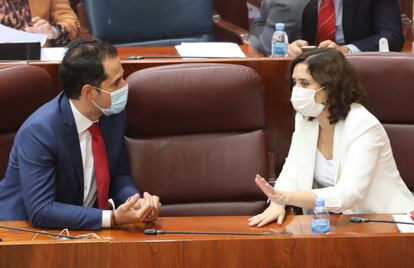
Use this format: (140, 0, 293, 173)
(350, 217, 363, 223)
(350, 217, 369, 223)
(144, 229, 158, 235)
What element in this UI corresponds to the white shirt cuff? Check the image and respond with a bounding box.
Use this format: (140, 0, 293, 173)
(101, 210, 112, 228)
(345, 44, 361, 53)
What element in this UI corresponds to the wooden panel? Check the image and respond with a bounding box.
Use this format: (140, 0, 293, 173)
(1, 215, 414, 268)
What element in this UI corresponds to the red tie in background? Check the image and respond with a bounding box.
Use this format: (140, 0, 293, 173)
(89, 122, 110, 210)
(316, 0, 336, 45)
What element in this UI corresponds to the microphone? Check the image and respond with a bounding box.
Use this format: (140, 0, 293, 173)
(0, 225, 81, 240)
(350, 217, 370, 223)
(349, 217, 414, 225)
(144, 229, 291, 236)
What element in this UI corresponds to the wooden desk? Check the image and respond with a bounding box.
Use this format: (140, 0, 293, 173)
(1, 215, 413, 268)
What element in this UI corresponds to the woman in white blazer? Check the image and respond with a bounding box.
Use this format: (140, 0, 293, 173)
(249, 48, 414, 227)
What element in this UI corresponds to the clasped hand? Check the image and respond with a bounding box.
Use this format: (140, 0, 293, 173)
(114, 192, 161, 225)
(288, 39, 350, 57)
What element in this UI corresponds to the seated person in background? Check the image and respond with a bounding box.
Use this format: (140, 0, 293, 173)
(0, 39, 161, 230)
(249, 0, 309, 56)
(0, 0, 79, 46)
(289, 0, 404, 57)
(248, 48, 414, 227)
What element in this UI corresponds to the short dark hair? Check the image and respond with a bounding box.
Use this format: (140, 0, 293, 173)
(289, 48, 367, 124)
(59, 38, 118, 99)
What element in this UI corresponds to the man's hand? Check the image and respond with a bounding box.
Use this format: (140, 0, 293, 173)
(133, 192, 161, 222)
(318, 40, 350, 54)
(113, 194, 154, 225)
(288, 39, 309, 57)
(25, 17, 59, 40)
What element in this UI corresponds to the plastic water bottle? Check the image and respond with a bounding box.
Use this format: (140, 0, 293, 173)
(311, 198, 330, 234)
(271, 23, 289, 57)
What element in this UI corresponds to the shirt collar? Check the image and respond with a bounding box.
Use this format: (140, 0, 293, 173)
(69, 100, 96, 134)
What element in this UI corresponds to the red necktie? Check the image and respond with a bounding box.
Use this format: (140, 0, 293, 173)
(89, 123, 110, 210)
(316, 0, 336, 45)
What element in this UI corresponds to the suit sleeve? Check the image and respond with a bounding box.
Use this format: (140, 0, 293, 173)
(313, 122, 385, 213)
(351, 0, 404, 52)
(108, 111, 139, 207)
(18, 124, 102, 230)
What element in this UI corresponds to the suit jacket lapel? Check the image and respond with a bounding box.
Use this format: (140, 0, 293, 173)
(59, 93, 84, 194)
(342, 0, 357, 43)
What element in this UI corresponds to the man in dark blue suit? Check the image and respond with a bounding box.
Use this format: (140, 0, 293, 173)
(289, 0, 404, 56)
(0, 39, 161, 230)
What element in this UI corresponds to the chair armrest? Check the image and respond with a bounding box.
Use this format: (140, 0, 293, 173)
(213, 14, 249, 45)
(76, 3, 95, 40)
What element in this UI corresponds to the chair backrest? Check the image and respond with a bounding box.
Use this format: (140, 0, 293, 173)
(125, 63, 268, 216)
(0, 65, 53, 178)
(347, 53, 414, 191)
(82, 0, 214, 47)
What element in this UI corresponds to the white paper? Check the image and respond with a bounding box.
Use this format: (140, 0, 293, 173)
(41, 47, 67, 61)
(0, 23, 47, 46)
(392, 214, 414, 233)
(175, 42, 246, 58)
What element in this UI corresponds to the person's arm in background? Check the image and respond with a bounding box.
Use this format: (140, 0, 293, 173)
(26, 0, 79, 46)
(250, 0, 308, 56)
(49, 0, 80, 46)
(249, 0, 272, 55)
(351, 0, 404, 52)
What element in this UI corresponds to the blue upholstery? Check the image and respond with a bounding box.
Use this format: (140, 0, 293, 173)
(83, 0, 214, 46)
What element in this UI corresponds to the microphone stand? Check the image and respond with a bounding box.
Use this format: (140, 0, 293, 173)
(349, 217, 414, 225)
(364, 219, 414, 225)
(144, 229, 292, 236)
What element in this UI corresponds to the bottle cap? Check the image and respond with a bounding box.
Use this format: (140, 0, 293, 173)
(315, 198, 325, 207)
(275, 23, 285, 31)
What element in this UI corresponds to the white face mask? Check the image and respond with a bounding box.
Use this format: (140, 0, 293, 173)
(290, 86, 325, 117)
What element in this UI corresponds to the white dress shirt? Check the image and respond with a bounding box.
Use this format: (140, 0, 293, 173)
(69, 100, 112, 227)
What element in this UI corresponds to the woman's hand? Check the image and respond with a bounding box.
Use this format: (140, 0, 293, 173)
(25, 17, 59, 40)
(255, 175, 290, 205)
(248, 202, 286, 227)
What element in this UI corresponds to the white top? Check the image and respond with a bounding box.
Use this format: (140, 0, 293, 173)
(314, 149, 335, 188)
(69, 100, 111, 227)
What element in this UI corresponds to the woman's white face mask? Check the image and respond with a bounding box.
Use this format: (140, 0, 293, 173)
(290, 86, 325, 117)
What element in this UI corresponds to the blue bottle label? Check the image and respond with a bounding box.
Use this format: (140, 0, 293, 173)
(311, 219, 330, 234)
(272, 43, 288, 56)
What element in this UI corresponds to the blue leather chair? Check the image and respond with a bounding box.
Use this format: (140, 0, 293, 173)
(80, 0, 248, 46)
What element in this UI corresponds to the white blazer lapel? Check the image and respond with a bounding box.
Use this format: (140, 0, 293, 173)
(300, 118, 319, 190)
